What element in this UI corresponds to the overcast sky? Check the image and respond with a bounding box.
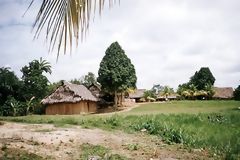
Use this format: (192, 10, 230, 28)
(0, 0, 239, 89)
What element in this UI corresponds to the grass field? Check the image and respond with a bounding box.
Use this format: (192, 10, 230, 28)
(126, 100, 240, 115)
(1, 100, 240, 159)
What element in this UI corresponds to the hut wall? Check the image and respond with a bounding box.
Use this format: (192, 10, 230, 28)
(46, 101, 97, 115)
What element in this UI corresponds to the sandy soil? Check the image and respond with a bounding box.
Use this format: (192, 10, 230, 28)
(0, 122, 212, 160)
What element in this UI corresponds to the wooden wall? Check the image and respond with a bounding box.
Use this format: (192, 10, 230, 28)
(46, 101, 97, 115)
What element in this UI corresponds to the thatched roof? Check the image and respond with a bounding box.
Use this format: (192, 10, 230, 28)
(42, 82, 98, 105)
(213, 87, 234, 99)
(129, 89, 146, 99)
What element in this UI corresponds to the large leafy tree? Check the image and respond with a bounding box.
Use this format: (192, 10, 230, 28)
(178, 67, 215, 100)
(21, 58, 52, 101)
(98, 42, 137, 107)
(190, 67, 215, 90)
(0, 67, 22, 105)
(31, 0, 119, 57)
(234, 85, 240, 101)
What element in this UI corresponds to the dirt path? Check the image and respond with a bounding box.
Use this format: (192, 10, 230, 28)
(0, 122, 212, 160)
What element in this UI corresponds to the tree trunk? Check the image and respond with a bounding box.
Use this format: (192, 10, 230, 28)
(114, 91, 118, 110)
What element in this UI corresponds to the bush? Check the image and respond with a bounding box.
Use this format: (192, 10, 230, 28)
(0, 96, 27, 116)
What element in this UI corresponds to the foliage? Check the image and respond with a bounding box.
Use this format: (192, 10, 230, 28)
(47, 81, 62, 95)
(19, 58, 51, 115)
(70, 72, 97, 87)
(31, 0, 119, 57)
(0, 96, 26, 116)
(98, 42, 137, 106)
(80, 143, 128, 160)
(143, 90, 156, 100)
(152, 84, 164, 95)
(0, 67, 22, 105)
(178, 67, 215, 100)
(21, 58, 51, 102)
(234, 85, 240, 101)
(160, 86, 174, 98)
(190, 67, 215, 90)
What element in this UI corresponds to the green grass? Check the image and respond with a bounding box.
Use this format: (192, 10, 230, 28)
(126, 100, 240, 115)
(80, 143, 128, 160)
(0, 100, 240, 159)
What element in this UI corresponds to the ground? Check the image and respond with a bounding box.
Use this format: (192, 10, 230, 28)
(0, 101, 239, 159)
(0, 122, 211, 160)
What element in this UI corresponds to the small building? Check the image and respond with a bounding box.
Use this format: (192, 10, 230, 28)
(213, 87, 234, 99)
(129, 89, 146, 102)
(42, 82, 98, 115)
(156, 94, 179, 101)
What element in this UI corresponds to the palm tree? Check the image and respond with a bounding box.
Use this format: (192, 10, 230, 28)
(31, 0, 119, 58)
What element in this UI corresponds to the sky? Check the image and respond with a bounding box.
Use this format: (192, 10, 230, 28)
(0, 0, 240, 90)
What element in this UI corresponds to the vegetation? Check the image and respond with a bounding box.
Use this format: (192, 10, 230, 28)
(178, 67, 215, 100)
(0, 58, 51, 116)
(0, 67, 22, 106)
(70, 72, 98, 88)
(190, 67, 215, 90)
(143, 90, 156, 101)
(0, 147, 43, 160)
(98, 42, 137, 107)
(1, 101, 239, 159)
(80, 143, 128, 160)
(234, 85, 240, 101)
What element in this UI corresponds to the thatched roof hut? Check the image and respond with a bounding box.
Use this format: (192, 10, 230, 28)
(213, 87, 234, 99)
(129, 89, 146, 102)
(42, 82, 98, 115)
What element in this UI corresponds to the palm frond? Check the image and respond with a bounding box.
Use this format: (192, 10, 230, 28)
(31, 0, 119, 59)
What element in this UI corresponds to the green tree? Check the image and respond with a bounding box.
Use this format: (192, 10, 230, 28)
(21, 58, 52, 114)
(234, 85, 240, 101)
(70, 72, 97, 87)
(161, 86, 174, 100)
(143, 90, 156, 101)
(0, 67, 22, 105)
(98, 42, 137, 107)
(190, 67, 215, 90)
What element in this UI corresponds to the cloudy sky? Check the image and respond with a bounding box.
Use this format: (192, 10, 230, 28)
(0, 0, 239, 89)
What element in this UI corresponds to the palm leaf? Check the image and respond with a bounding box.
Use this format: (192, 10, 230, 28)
(31, 0, 119, 59)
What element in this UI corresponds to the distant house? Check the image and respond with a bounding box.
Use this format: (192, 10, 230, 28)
(42, 82, 98, 115)
(129, 89, 146, 102)
(156, 94, 179, 101)
(213, 87, 234, 99)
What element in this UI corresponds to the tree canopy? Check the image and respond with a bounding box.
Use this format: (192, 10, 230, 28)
(21, 58, 52, 101)
(178, 67, 215, 100)
(234, 85, 240, 101)
(190, 67, 215, 90)
(0, 67, 22, 105)
(98, 42, 137, 106)
(70, 72, 97, 87)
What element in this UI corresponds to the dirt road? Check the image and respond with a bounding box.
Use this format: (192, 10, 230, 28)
(0, 122, 211, 160)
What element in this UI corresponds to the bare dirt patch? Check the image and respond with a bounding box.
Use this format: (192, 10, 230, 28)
(0, 122, 212, 160)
